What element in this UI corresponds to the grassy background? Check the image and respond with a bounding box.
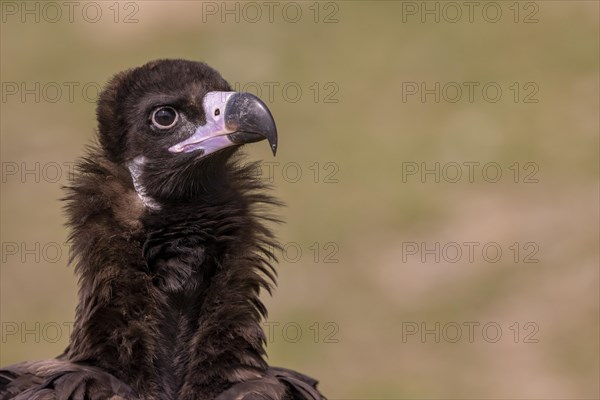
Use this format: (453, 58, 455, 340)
(1, 1, 598, 398)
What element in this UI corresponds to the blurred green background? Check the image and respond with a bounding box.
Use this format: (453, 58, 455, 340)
(1, 1, 598, 398)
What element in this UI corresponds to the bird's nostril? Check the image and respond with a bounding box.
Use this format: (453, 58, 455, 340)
(214, 108, 220, 116)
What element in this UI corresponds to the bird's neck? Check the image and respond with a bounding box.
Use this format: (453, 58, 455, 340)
(64, 156, 276, 399)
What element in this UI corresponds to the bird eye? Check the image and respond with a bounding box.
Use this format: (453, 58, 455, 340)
(214, 108, 220, 117)
(151, 107, 178, 129)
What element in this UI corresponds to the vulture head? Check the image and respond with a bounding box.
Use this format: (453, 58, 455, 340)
(96, 59, 277, 206)
(0, 59, 325, 400)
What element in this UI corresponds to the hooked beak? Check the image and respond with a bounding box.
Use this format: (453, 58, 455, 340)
(168, 92, 278, 157)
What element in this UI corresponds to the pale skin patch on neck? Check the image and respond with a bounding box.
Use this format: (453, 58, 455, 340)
(127, 156, 161, 210)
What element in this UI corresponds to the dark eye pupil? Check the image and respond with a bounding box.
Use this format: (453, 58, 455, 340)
(154, 108, 176, 126)
(214, 108, 220, 116)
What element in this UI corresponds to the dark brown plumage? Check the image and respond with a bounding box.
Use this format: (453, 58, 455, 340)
(0, 59, 325, 400)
